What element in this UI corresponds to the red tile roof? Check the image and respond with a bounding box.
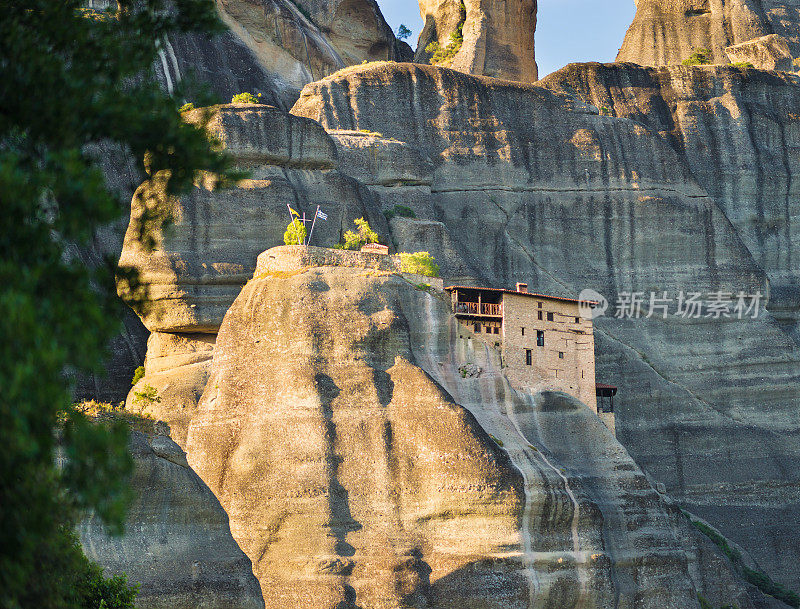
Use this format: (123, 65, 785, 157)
(444, 285, 598, 306)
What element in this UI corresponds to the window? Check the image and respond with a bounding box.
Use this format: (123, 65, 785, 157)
(521, 327, 525, 336)
(547, 312, 554, 322)
(538, 302, 543, 309)
(558, 352, 564, 359)
(474, 323, 481, 333)
(536, 330, 544, 347)
(525, 349, 532, 366)
(538, 311, 543, 321)
(493, 326, 500, 334)
(575, 317, 580, 324)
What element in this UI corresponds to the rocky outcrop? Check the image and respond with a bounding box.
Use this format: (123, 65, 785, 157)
(292, 62, 800, 592)
(117, 103, 387, 334)
(416, 0, 538, 82)
(78, 431, 263, 609)
(725, 33, 794, 69)
(178, 248, 758, 607)
(617, 0, 800, 67)
(184, 255, 527, 608)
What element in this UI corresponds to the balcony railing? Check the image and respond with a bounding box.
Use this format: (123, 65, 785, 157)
(454, 301, 503, 316)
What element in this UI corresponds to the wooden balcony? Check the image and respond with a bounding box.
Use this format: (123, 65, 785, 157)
(454, 301, 503, 317)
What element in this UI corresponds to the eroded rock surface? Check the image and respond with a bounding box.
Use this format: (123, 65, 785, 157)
(725, 33, 795, 69)
(539, 62, 800, 338)
(617, 0, 800, 67)
(118, 103, 387, 334)
(416, 0, 538, 82)
(185, 257, 527, 608)
(292, 62, 800, 592)
(79, 431, 263, 609)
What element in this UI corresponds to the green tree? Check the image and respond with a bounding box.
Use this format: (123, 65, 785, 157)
(682, 48, 713, 66)
(0, 0, 237, 607)
(397, 24, 412, 41)
(231, 92, 261, 104)
(284, 207, 307, 245)
(338, 217, 379, 250)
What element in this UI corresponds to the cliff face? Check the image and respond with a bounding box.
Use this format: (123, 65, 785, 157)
(179, 246, 753, 608)
(416, 0, 538, 81)
(539, 63, 800, 338)
(617, 0, 800, 67)
(78, 431, 263, 609)
(291, 62, 800, 592)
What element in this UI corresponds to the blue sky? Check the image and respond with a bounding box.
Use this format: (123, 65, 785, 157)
(377, 0, 636, 78)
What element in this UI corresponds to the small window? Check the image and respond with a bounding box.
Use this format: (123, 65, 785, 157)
(575, 317, 580, 324)
(547, 312, 554, 322)
(558, 352, 564, 359)
(536, 330, 544, 347)
(538, 302, 543, 309)
(521, 327, 525, 336)
(538, 311, 543, 321)
(474, 323, 481, 333)
(493, 326, 500, 334)
(525, 349, 532, 366)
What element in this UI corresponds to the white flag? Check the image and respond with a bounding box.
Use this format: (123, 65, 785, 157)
(316, 209, 328, 220)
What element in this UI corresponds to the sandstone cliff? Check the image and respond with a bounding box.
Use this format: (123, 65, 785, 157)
(291, 62, 800, 592)
(79, 430, 263, 609)
(416, 0, 538, 81)
(179, 247, 748, 608)
(617, 0, 800, 68)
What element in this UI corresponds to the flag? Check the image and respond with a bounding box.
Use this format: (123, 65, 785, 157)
(288, 206, 300, 216)
(316, 209, 328, 220)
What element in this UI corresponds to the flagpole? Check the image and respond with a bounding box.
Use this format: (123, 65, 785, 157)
(306, 205, 320, 247)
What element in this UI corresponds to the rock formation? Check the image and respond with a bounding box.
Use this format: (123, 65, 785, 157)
(292, 62, 800, 593)
(78, 430, 264, 609)
(725, 33, 794, 69)
(416, 0, 538, 82)
(617, 0, 800, 68)
(172, 245, 760, 608)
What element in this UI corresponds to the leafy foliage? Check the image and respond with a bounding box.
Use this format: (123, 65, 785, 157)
(743, 568, 800, 607)
(731, 62, 754, 69)
(179, 102, 196, 113)
(0, 0, 237, 606)
(337, 217, 380, 250)
(397, 24, 412, 41)
(399, 251, 440, 277)
(231, 92, 261, 104)
(132, 384, 161, 406)
(425, 2, 465, 66)
(131, 366, 146, 386)
(682, 48, 713, 66)
(283, 217, 307, 246)
(383, 205, 417, 220)
(687, 514, 799, 607)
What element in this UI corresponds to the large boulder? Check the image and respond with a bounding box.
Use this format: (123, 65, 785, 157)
(78, 431, 264, 609)
(291, 62, 800, 592)
(416, 0, 538, 82)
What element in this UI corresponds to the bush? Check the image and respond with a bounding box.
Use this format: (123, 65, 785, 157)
(77, 559, 139, 609)
(682, 48, 713, 66)
(283, 217, 307, 246)
(383, 205, 417, 220)
(743, 567, 800, 607)
(731, 62, 754, 69)
(178, 102, 195, 113)
(132, 384, 160, 406)
(231, 92, 261, 104)
(399, 251, 439, 277)
(131, 366, 145, 386)
(338, 217, 379, 250)
(426, 2, 465, 65)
